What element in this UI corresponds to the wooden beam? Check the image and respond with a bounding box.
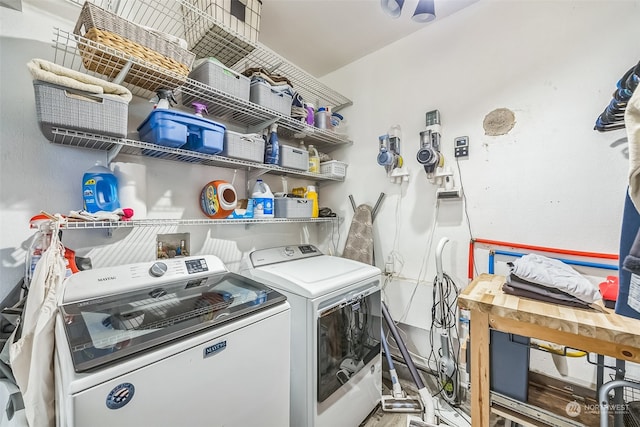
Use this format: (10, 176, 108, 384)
(470, 309, 490, 427)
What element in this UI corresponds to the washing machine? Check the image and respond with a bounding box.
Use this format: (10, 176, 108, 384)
(54, 255, 290, 427)
(245, 245, 382, 427)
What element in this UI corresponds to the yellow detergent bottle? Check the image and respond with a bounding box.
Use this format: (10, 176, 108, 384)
(308, 145, 320, 173)
(306, 185, 319, 218)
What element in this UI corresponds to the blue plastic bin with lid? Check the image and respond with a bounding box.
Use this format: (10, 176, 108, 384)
(137, 109, 226, 154)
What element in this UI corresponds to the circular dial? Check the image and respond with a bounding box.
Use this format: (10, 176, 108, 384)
(149, 262, 168, 277)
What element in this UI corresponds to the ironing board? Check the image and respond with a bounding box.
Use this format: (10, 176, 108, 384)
(342, 194, 385, 265)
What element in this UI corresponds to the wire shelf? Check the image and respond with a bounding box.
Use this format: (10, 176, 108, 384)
(64, 0, 353, 110)
(50, 128, 345, 182)
(52, 28, 352, 152)
(61, 217, 337, 230)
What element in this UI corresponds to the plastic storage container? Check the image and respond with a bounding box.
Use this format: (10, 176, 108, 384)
(249, 80, 293, 116)
(252, 179, 274, 218)
(137, 109, 225, 153)
(222, 131, 265, 163)
(320, 160, 348, 178)
(490, 330, 530, 402)
(82, 161, 120, 213)
(278, 145, 309, 171)
(274, 197, 312, 218)
(33, 80, 128, 140)
(184, 59, 250, 103)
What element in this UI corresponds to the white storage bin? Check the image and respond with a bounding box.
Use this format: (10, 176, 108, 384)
(274, 197, 312, 218)
(249, 80, 293, 116)
(320, 160, 348, 178)
(186, 59, 250, 101)
(278, 145, 308, 171)
(222, 131, 264, 163)
(33, 80, 128, 140)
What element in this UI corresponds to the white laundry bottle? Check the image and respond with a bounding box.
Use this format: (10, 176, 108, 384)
(252, 179, 274, 218)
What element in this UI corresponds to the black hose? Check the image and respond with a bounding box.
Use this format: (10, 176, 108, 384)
(381, 301, 425, 390)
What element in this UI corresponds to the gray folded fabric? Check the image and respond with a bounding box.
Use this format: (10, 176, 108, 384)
(508, 254, 600, 303)
(506, 274, 591, 307)
(502, 281, 592, 310)
(623, 228, 640, 274)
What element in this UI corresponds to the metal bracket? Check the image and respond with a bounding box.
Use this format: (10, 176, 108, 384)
(111, 59, 133, 86)
(107, 144, 123, 164)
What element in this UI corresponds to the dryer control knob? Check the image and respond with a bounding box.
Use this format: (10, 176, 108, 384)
(149, 262, 168, 277)
(284, 246, 295, 257)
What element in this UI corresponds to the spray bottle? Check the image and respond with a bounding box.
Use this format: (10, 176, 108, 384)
(192, 102, 208, 117)
(152, 88, 177, 109)
(264, 123, 279, 164)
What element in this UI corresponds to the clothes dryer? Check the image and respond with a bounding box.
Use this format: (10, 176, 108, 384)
(246, 245, 382, 427)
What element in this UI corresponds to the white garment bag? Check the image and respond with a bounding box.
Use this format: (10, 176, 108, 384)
(9, 220, 66, 427)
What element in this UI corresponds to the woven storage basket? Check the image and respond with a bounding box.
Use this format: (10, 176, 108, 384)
(74, 1, 196, 91)
(33, 80, 128, 140)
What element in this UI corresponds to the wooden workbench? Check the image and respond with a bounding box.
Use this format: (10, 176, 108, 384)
(458, 274, 640, 427)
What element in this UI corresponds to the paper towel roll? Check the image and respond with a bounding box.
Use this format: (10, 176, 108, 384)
(113, 162, 147, 219)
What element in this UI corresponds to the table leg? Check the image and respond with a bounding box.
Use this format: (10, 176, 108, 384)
(470, 309, 490, 427)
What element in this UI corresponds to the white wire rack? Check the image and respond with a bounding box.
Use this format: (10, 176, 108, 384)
(63, 0, 353, 110)
(49, 128, 345, 182)
(51, 28, 352, 152)
(61, 217, 337, 230)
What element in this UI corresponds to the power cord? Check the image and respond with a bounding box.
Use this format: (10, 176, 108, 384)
(427, 271, 461, 405)
(455, 156, 478, 277)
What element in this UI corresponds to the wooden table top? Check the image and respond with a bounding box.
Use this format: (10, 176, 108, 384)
(459, 273, 640, 350)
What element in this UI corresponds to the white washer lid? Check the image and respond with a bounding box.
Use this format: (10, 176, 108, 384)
(250, 255, 381, 298)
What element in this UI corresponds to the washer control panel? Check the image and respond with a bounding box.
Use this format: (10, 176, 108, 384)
(250, 245, 322, 267)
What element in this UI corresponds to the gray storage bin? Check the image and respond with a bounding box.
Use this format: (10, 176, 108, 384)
(186, 59, 250, 101)
(222, 131, 264, 163)
(33, 80, 128, 140)
(278, 145, 308, 171)
(490, 330, 530, 402)
(249, 80, 293, 116)
(274, 197, 312, 218)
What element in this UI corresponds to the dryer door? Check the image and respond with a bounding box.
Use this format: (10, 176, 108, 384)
(316, 283, 381, 402)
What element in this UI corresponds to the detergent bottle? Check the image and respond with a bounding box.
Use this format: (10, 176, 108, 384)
(306, 185, 319, 218)
(264, 124, 279, 165)
(308, 144, 320, 173)
(252, 179, 274, 218)
(83, 161, 120, 213)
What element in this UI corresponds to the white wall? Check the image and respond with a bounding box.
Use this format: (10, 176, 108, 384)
(0, 2, 322, 303)
(321, 0, 639, 387)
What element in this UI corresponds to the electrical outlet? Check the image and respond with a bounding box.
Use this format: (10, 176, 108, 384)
(454, 136, 469, 158)
(425, 110, 440, 126)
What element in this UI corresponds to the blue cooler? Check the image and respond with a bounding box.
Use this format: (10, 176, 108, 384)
(137, 109, 226, 154)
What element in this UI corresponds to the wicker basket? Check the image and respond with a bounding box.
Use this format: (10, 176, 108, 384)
(74, 1, 196, 90)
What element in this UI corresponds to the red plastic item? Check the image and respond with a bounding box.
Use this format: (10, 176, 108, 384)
(599, 276, 619, 302)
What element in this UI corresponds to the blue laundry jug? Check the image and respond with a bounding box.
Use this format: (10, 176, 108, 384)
(83, 161, 120, 213)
